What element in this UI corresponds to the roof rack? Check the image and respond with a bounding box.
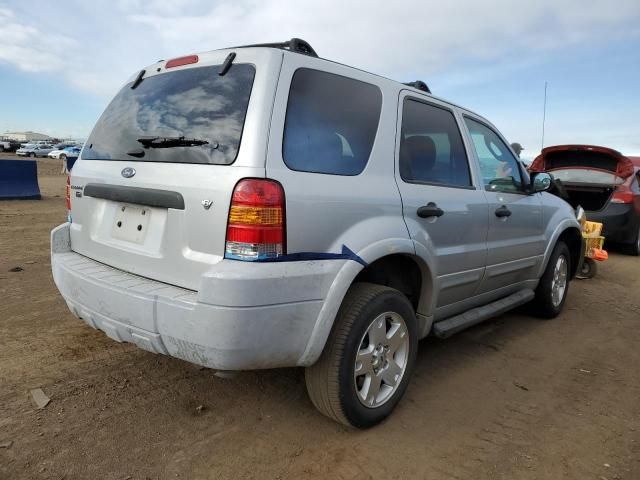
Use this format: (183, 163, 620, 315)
(404, 80, 431, 94)
(228, 38, 318, 57)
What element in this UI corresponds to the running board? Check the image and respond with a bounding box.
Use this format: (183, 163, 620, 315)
(432, 289, 535, 339)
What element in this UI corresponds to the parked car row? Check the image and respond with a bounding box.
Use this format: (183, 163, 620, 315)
(16, 142, 81, 158)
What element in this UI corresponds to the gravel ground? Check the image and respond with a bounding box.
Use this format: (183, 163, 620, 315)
(1, 161, 639, 479)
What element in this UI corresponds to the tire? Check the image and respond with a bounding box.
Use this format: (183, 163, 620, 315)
(577, 258, 597, 279)
(305, 282, 418, 428)
(60, 154, 66, 160)
(29, 152, 35, 157)
(625, 225, 640, 256)
(533, 241, 571, 318)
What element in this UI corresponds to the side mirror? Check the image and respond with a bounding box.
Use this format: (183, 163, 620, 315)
(530, 172, 552, 193)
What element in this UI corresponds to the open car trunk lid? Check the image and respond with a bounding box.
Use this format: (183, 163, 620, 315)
(68, 49, 281, 291)
(530, 145, 635, 211)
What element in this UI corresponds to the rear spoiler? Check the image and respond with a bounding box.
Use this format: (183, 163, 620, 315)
(530, 145, 634, 179)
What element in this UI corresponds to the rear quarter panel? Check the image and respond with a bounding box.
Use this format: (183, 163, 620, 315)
(264, 54, 411, 267)
(264, 55, 423, 365)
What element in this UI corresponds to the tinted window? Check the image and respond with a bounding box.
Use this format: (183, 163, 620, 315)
(283, 69, 382, 175)
(399, 99, 471, 187)
(464, 117, 523, 193)
(82, 64, 255, 165)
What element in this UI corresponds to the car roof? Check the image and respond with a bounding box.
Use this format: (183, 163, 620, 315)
(151, 41, 491, 126)
(276, 49, 483, 118)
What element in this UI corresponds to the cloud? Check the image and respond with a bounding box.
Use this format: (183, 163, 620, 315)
(0, 0, 639, 147)
(125, 0, 640, 78)
(0, 0, 639, 99)
(0, 7, 76, 73)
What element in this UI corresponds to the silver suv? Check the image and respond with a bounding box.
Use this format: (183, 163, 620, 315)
(51, 39, 583, 428)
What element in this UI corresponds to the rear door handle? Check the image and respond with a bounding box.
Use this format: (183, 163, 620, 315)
(495, 205, 512, 217)
(417, 202, 444, 218)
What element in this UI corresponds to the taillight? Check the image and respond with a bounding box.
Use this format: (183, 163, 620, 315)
(611, 185, 634, 204)
(225, 179, 285, 261)
(66, 175, 72, 222)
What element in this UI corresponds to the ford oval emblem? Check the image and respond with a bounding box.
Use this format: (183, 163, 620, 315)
(121, 167, 136, 178)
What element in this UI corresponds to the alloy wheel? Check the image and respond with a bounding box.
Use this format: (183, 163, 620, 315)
(551, 255, 568, 307)
(354, 311, 410, 408)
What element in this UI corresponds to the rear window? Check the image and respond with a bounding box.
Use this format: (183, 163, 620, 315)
(82, 64, 255, 165)
(282, 68, 382, 175)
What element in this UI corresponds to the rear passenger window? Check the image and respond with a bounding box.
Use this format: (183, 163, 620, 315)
(400, 99, 472, 187)
(283, 69, 382, 175)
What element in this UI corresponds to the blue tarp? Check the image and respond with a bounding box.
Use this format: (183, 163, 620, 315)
(66, 156, 78, 172)
(0, 159, 41, 200)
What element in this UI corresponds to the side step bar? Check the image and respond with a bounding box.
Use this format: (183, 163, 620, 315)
(432, 289, 535, 339)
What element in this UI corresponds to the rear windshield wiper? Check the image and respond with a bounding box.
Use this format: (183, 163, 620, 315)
(136, 136, 215, 149)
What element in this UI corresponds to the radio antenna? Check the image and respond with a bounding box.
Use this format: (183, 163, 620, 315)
(541, 81, 548, 150)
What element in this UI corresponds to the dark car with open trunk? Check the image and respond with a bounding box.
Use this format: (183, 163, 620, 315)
(530, 145, 640, 255)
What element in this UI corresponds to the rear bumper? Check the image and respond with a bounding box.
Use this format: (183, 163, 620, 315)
(587, 204, 639, 244)
(51, 223, 343, 370)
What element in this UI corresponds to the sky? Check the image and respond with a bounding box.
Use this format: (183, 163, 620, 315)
(1, 0, 639, 160)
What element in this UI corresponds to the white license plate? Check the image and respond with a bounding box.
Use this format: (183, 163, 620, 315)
(111, 204, 151, 244)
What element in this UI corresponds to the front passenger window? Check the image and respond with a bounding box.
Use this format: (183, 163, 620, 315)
(464, 117, 523, 193)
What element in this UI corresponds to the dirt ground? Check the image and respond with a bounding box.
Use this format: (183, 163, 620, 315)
(1, 158, 639, 480)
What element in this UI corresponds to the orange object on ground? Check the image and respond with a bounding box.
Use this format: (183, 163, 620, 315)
(590, 248, 608, 261)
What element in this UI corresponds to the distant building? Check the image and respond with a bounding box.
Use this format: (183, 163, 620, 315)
(3, 131, 53, 142)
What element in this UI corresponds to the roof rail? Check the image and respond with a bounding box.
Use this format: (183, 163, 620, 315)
(404, 80, 431, 94)
(227, 38, 318, 57)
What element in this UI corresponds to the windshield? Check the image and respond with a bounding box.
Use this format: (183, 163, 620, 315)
(82, 63, 255, 165)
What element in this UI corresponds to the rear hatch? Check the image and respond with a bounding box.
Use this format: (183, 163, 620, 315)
(69, 49, 281, 290)
(530, 145, 635, 211)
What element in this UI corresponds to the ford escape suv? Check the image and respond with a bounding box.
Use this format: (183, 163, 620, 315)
(51, 38, 583, 428)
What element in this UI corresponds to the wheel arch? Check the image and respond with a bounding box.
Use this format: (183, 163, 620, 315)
(558, 226, 583, 279)
(297, 240, 437, 367)
(540, 224, 583, 280)
(352, 253, 434, 316)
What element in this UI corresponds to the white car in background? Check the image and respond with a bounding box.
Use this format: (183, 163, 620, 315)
(49, 145, 81, 159)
